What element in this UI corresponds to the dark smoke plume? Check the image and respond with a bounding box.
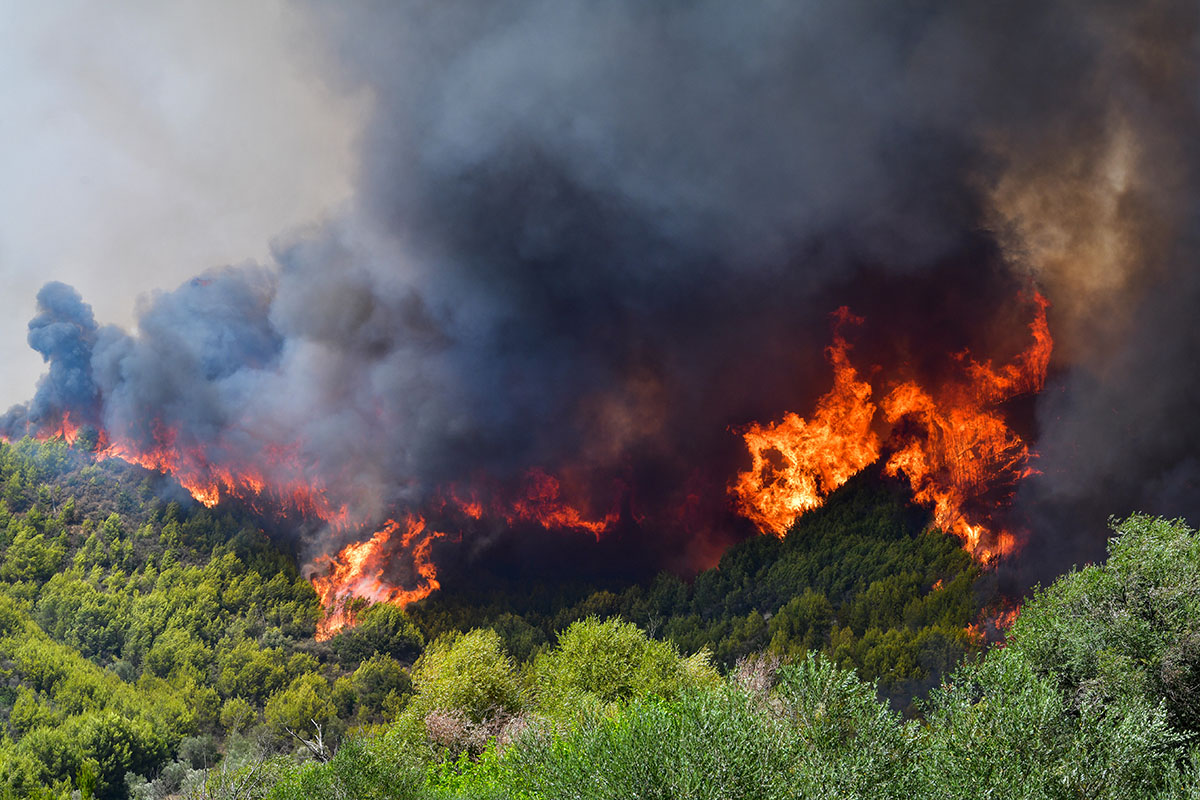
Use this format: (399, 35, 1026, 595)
(5, 0, 1200, 584)
(1, 282, 100, 434)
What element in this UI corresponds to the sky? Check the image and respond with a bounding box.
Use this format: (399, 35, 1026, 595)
(0, 0, 365, 407)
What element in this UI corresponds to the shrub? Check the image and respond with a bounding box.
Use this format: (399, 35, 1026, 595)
(531, 616, 718, 719)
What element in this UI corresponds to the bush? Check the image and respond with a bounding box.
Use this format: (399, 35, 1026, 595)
(408, 629, 522, 724)
(531, 616, 718, 719)
(264, 673, 339, 740)
(500, 685, 797, 800)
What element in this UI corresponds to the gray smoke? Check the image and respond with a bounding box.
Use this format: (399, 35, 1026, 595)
(5, 0, 1200, 577)
(0, 282, 100, 433)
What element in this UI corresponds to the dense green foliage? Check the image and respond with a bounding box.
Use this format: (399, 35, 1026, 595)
(200, 514, 1200, 799)
(411, 471, 986, 707)
(0, 439, 357, 798)
(4, 437, 1199, 798)
(0, 438, 982, 797)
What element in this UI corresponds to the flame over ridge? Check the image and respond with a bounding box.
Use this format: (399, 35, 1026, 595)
(732, 294, 1052, 561)
(966, 601, 1022, 644)
(6, 295, 1050, 635)
(90, 423, 353, 528)
(307, 471, 616, 638)
(38, 412, 83, 445)
(4, 412, 617, 635)
(730, 309, 881, 536)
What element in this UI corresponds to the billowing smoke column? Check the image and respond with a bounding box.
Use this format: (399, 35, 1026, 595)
(1, 282, 101, 435)
(5, 0, 1200, 600)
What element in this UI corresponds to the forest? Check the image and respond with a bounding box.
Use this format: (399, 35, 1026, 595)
(0, 438, 1195, 798)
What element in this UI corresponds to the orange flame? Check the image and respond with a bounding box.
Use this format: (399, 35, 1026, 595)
(882, 295, 1050, 560)
(29, 412, 82, 445)
(967, 601, 1022, 645)
(731, 309, 880, 536)
(312, 515, 448, 641)
(314, 469, 616, 639)
(995, 604, 1020, 631)
(732, 294, 1051, 560)
(441, 468, 618, 540)
(503, 468, 617, 539)
(14, 396, 620, 645)
(91, 423, 353, 528)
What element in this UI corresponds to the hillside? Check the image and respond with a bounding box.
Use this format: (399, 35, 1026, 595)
(4, 437, 1198, 800)
(195, 514, 1200, 800)
(410, 465, 988, 709)
(0, 437, 994, 798)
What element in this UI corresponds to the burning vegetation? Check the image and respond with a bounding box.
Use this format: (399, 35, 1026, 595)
(733, 293, 1051, 562)
(2, 290, 1054, 636)
(4, 0, 1192, 643)
(311, 516, 449, 641)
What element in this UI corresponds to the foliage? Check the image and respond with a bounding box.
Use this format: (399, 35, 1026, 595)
(407, 629, 522, 725)
(530, 616, 718, 718)
(409, 469, 984, 709)
(1011, 514, 1200, 738)
(0, 438, 420, 797)
(217, 514, 1200, 799)
(5, 437, 1200, 799)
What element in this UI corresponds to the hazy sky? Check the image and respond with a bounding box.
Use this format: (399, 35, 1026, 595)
(0, 0, 365, 408)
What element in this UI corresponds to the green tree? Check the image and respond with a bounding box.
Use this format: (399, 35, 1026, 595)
(346, 654, 412, 722)
(264, 673, 339, 737)
(219, 697, 257, 734)
(532, 616, 718, 718)
(769, 588, 834, 656)
(331, 603, 424, 668)
(408, 629, 521, 723)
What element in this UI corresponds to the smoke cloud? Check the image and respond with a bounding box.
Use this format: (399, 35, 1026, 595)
(5, 0, 1200, 582)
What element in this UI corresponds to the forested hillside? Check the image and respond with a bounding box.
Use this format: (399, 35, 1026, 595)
(410, 467, 987, 709)
(0, 438, 1196, 798)
(0, 437, 987, 798)
(210, 514, 1200, 799)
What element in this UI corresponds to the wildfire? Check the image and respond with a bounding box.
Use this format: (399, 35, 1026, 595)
(730, 309, 880, 536)
(441, 468, 618, 540)
(967, 602, 1022, 644)
(5, 291, 1050, 639)
(91, 424, 353, 528)
(311, 515, 448, 641)
(4, 411, 86, 446)
(10, 406, 615, 638)
(503, 468, 617, 539)
(732, 294, 1052, 561)
(39, 412, 82, 445)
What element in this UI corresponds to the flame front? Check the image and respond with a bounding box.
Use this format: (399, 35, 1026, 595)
(14, 410, 616, 639)
(503, 469, 617, 539)
(91, 424, 351, 528)
(732, 294, 1052, 560)
(730, 310, 880, 536)
(311, 515, 448, 641)
(9, 293, 1051, 637)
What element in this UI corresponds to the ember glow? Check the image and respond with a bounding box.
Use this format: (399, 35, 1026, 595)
(36, 412, 82, 445)
(3, 289, 1052, 638)
(3, 404, 621, 635)
(4, 291, 1054, 638)
(732, 294, 1052, 561)
(438, 468, 619, 538)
